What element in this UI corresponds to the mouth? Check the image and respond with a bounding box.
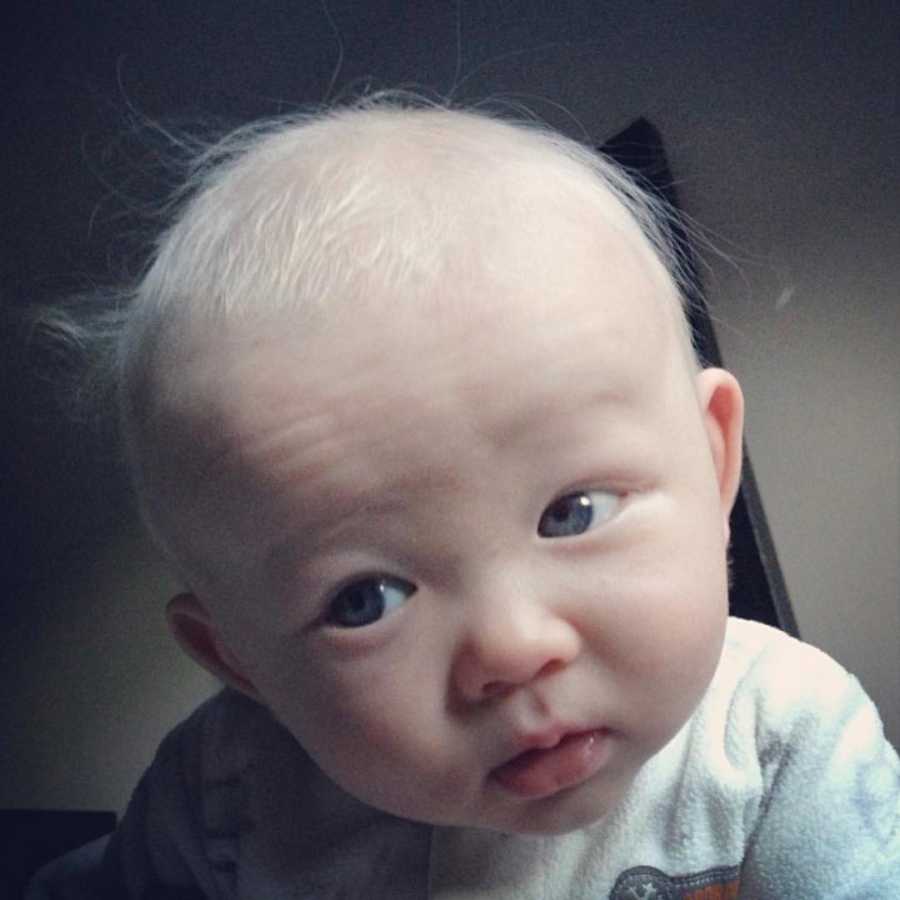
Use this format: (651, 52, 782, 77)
(491, 728, 613, 799)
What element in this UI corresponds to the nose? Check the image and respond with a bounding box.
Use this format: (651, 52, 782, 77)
(451, 587, 582, 703)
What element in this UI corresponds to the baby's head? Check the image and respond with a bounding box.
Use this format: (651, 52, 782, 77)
(119, 100, 743, 834)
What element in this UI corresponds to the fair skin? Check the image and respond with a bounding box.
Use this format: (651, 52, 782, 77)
(163, 197, 744, 835)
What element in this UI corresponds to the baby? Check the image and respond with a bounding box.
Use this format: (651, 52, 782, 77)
(30, 99, 898, 898)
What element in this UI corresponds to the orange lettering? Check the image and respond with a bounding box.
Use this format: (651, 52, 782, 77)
(684, 880, 740, 900)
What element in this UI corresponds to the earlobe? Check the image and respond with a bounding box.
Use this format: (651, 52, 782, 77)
(695, 368, 745, 534)
(166, 593, 261, 700)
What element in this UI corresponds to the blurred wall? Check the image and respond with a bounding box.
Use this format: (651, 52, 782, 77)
(2, 0, 897, 815)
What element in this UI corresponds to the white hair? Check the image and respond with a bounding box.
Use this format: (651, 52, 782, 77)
(68, 94, 698, 574)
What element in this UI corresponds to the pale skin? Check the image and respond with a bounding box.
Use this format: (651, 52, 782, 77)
(161, 196, 744, 835)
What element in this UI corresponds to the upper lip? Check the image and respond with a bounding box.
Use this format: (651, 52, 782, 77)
(497, 725, 587, 768)
(517, 728, 569, 752)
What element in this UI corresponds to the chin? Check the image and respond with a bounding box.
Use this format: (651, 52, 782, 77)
(489, 782, 629, 837)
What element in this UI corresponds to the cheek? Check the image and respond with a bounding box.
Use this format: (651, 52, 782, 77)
(581, 516, 729, 726)
(282, 677, 477, 822)
(639, 550, 728, 683)
(255, 641, 455, 802)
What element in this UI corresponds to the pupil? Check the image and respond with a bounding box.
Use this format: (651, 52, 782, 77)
(333, 580, 385, 627)
(539, 493, 593, 537)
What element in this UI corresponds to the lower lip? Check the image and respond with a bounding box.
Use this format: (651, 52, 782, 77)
(491, 729, 613, 799)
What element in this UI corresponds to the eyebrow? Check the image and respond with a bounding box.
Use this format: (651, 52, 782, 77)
(261, 465, 461, 576)
(481, 381, 634, 453)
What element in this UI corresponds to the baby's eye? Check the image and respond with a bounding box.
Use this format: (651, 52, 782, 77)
(326, 575, 416, 629)
(537, 490, 620, 538)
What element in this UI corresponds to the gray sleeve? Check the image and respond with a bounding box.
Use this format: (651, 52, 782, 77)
(98, 707, 230, 900)
(739, 658, 900, 898)
(26, 702, 228, 900)
(24, 837, 110, 900)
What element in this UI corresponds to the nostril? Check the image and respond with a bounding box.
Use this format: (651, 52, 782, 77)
(482, 680, 506, 698)
(479, 658, 567, 699)
(538, 658, 566, 679)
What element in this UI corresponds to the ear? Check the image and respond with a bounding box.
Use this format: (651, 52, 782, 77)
(695, 367, 744, 538)
(166, 593, 261, 700)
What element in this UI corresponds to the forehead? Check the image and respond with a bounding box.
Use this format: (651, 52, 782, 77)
(179, 204, 681, 464)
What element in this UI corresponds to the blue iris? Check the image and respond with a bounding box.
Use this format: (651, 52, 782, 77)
(327, 575, 416, 628)
(538, 492, 596, 538)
